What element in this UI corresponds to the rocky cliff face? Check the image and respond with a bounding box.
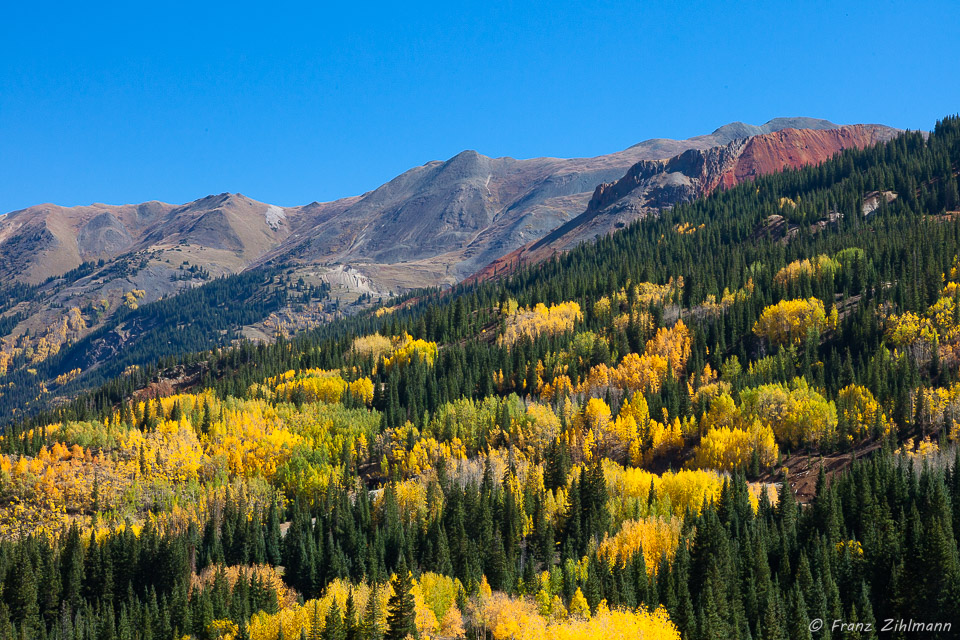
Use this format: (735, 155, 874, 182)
(717, 125, 897, 189)
(469, 124, 899, 282)
(578, 124, 897, 243)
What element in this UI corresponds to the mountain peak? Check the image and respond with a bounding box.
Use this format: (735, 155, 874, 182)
(180, 192, 264, 211)
(626, 117, 844, 155)
(709, 117, 841, 145)
(760, 116, 839, 131)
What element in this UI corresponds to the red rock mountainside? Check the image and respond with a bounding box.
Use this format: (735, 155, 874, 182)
(717, 125, 894, 189)
(471, 124, 897, 281)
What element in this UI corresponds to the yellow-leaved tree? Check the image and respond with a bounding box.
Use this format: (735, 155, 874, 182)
(836, 384, 892, 444)
(753, 298, 833, 347)
(738, 378, 838, 449)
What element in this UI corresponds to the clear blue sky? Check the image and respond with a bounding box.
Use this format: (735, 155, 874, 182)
(1, 1, 957, 213)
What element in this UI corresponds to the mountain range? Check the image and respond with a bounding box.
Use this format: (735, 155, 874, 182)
(1, 117, 895, 292)
(0, 117, 899, 402)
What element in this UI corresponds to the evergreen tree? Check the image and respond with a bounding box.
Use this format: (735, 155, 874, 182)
(362, 582, 384, 640)
(344, 589, 362, 640)
(322, 601, 344, 640)
(384, 561, 416, 640)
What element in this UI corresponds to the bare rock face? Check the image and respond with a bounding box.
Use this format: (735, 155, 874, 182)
(0, 221, 58, 281)
(76, 212, 135, 256)
(719, 125, 897, 188)
(576, 124, 898, 247)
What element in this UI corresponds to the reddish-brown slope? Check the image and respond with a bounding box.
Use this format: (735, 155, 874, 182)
(718, 124, 893, 189)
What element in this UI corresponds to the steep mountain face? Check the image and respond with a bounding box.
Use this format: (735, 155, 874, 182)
(253, 150, 642, 288)
(0, 193, 314, 385)
(0, 201, 170, 283)
(472, 124, 899, 280)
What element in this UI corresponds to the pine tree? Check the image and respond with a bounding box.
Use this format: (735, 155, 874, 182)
(10, 548, 40, 638)
(384, 561, 416, 640)
(786, 583, 812, 640)
(363, 582, 384, 640)
(344, 590, 362, 640)
(308, 600, 324, 640)
(758, 587, 785, 640)
(322, 601, 345, 640)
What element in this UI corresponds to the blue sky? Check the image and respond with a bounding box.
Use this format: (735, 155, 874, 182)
(1, 1, 957, 213)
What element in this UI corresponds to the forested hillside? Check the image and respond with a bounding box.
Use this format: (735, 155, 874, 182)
(1, 117, 960, 639)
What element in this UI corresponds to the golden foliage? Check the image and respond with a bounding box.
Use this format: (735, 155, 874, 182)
(350, 332, 394, 360)
(248, 579, 387, 640)
(674, 221, 705, 234)
(53, 368, 82, 386)
(920, 383, 960, 435)
(773, 255, 840, 286)
(248, 573, 464, 640)
(380, 424, 467, 478)
(192, 565, 297, 610)
(633, 279, 682, 307)
(700, 279, 754, 317)
(836, 539, 864, 557)
(575, 321, 690, 398)
(753, 297, 831, 347)
(642, 320, 691, 377)
(895, 436, 940, 461)
(738, 378, 838, 448)
(382, 333, 439, 371)
(499, 302, 582, 347)
(690, 421, 779, 472)
(476, 590, 680, 640)
(597, 516, 682, 572)
(269, 368, 375, 405)
(67, 306, 87, 332)
(885, 311, 939, 364)
(123, 289, 146, 309)
(0, 381, 384, 536)
(836, 384, 892, 443)
(604, 462, 729, 519)
(885, 276, 960, 367)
